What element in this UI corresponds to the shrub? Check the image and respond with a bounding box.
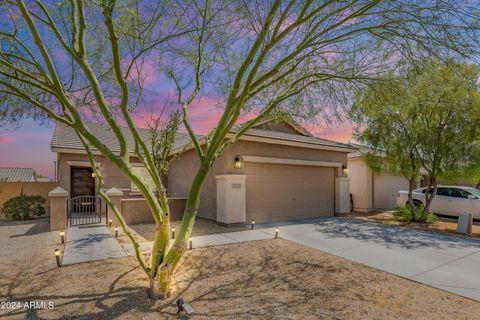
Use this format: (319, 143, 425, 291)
(2, 195, 46, 220)
(393, 204, 437, 224)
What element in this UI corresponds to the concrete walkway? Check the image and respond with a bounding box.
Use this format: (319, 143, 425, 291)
(257, 217, 480, 302)
(62, 223, 128, 266)
(122, 228, 275, 256)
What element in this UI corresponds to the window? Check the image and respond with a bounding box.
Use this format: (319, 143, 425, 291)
(131, 166, 156, 192)
(451, 188, 471, 199)
(436, 188, 448, 196)
(422, 187, 450, 196)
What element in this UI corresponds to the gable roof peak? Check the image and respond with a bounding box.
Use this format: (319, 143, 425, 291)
(251, 116, 312, 137)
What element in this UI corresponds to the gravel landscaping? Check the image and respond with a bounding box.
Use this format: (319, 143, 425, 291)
(2, 218, 480, 319)
(131, 217, 248, 241)
(350, 211, 480, 239)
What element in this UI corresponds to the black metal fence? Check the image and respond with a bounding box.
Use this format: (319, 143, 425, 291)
(68, 196, 102, 226)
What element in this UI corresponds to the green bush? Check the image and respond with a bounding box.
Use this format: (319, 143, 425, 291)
(2, 195, 46, 220)
(393, 204, 437, 224)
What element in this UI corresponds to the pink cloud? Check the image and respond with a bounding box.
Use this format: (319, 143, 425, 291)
(310, 121, 354, 143)
(0, 136, 15, 144)
(127, 59, 159, 87)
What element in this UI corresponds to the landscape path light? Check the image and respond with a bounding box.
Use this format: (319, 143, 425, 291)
(54, 249, 61, 267)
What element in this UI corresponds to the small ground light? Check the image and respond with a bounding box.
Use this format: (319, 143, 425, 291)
(54, 249, 61, 267)
(59, 230, 65, 244)
(109, 219, 112, 227)
(189, 237, 193, 250)
(275, 227, 279, 239)
(176, 297, 194, 315)
(251, 220, 255, 230)
(172, 227, 176, 239)
(115, 226, 118, 238)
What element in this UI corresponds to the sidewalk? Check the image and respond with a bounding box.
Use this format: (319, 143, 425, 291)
(122, 228, 277, 256)
(62, 223, 128, 266)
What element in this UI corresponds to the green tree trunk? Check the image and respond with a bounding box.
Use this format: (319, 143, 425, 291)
(149, 164, 209, 299)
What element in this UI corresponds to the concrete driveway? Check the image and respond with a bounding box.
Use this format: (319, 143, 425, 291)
(259, 217, 480, 301)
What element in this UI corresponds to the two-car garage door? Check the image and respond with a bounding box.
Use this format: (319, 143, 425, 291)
(245, 162, 335, 223)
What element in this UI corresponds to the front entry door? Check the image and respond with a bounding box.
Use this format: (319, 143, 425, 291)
(69, 167, 100, 226)
(71, 167, 95, 197)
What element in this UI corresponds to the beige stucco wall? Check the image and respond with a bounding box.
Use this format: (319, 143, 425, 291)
(348, 157, 373, 212)
(0, 181, 58, 209)
(119, 198, 187, 224)
(57, 140, 349, 222)
(57, 153, 142, 195)
(169, 139, 348, 220)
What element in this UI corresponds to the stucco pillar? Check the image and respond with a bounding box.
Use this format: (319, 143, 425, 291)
(48, 187, 68, 231)
(105, 187, 123, 226)
(335, 177, 351, 216)
(215, 174, 246, 225)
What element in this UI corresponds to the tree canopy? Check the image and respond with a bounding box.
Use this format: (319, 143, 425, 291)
(352, 61, 480, 219)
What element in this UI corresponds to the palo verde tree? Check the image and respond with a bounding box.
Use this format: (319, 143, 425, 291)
(352, 61, 480, 220)
(1, 0, 480, 299)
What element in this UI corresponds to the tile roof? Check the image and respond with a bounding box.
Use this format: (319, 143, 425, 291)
(51, 120, 357, 155)
(51, 122, 194, 154)
(0, 167, 36, 182)
(231, 127, 357, 151)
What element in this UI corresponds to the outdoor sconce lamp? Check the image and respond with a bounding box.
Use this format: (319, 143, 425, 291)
(342, 164, 349, 176)
(275, 227, 279, 239)
(234, 155, 242, 169)
(189, 237, 193, 250)
(115, 226, 118, 238)
(91, 171, 96, 178)
(109, 219, 112, 227)
(54, 249, 61, 267)
(59, 230, 65, 244)
(172, 227, 176, 240)
(251, 220, 255, 230)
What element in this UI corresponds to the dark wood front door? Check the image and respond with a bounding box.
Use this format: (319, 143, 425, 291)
(70, 167, 95, 198)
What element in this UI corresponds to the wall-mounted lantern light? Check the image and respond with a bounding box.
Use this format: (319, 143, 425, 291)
(91, 172, 96, 178)
(342, 164, 349, 176)
(234, 155, 242, 169)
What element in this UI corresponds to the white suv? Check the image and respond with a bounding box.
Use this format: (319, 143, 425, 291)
(397, 186, 480, 219)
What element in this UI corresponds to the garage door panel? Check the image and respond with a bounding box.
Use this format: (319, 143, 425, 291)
(245, 163, 335, 222)
(374, 173, 409, 209)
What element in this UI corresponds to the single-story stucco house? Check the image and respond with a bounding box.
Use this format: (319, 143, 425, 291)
(348, 148, 412, 212)
(50, 118, 356, 228)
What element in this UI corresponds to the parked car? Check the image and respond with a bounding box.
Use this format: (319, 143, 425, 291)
(396, 186, 480, 219)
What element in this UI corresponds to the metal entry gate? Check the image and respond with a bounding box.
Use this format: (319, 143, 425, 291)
(68, 196, 102, 226)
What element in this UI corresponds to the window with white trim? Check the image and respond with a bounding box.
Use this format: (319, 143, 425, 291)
(131, 166, 156, 192)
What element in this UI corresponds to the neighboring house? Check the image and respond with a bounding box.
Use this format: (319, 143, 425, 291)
(0, 167, 37, 182)
(347, 147, 411, 212)
(0, 167, 57, 209)
(51, 119, 356, 225)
